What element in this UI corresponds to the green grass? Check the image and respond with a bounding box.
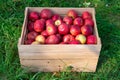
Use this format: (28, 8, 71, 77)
(0, 0, 120, 80)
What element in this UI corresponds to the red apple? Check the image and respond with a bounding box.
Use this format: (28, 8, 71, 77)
(39, 18, 46, 28)
(41, 30, 49, 37)
(55, 19, 63, 26)
(63, 34, 75, 43)
(52, 14, 62, 21)
(46, 24, 57, 35)
(87, 35, 97, 44)
(45, 35, 60, 44)
(27, 22, 34, 32)
(58, 23, 69, 35)
(73, 17, 84, 27)
(69, 40, 80, 44)
(46, 19, 54, 26)
(70, 25, 81, 36)
(84, 18, 94, 27)
(67, 10, 78, 19)
(40, 18, 46, 24)
(34, 19, 45, 32)
(40, 9, 53, 19)
(35, 35, 45, 44)
(75, 34, 86, 44)
(24, 39, 34, 45)
(28, 12, 39, 21)
(82, 11, 92, 19)
(81, 25, 93, 36)
(27, 31, 38, 40)
(63, 16, 73, 25)
(56, 34, 62, 41)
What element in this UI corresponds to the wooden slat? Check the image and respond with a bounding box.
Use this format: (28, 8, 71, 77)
(20, 59, 98, 72)
(19, 8, 28, 45)
(19, 52, 99, 60)
(19, 45, 101, 59)
(92, 10, 101, 45)
(18, 45, 101, 53)
(28, 7, 95, 15)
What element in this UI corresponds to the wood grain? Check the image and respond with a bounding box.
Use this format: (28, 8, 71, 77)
(18, 44, 101, 59)
(21, 59, 98, 72)
(19, 8, 28, 44)
(28, 7, 95, 15)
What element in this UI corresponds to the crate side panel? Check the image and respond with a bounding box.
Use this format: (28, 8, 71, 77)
(28, 7, 95, 15)
(18, 45, 101, 53)
(19, 7, 29, 45)
(92, 10, 101, 44)
(19, 51, 99, 60)
(21, 58, 98, 72)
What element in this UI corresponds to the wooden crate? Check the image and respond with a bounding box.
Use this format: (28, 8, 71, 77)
(18, 7, 101, 72)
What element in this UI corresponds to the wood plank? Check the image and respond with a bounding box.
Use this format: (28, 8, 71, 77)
(28, 7, 95, 15)
(18, 45, 101, 53)
(20, 59, 98, 72)
(92, 10, 101, 44)
(19, 8, 28, 45)
(19, 52, 99, 59)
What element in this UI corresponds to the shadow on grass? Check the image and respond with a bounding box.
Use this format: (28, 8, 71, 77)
(95, 9, 120, 71)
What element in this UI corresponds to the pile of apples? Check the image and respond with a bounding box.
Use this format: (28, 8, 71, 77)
(25, 9, 97, 45)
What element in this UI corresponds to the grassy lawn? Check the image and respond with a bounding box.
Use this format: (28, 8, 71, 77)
(0, 0, 120, 80)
